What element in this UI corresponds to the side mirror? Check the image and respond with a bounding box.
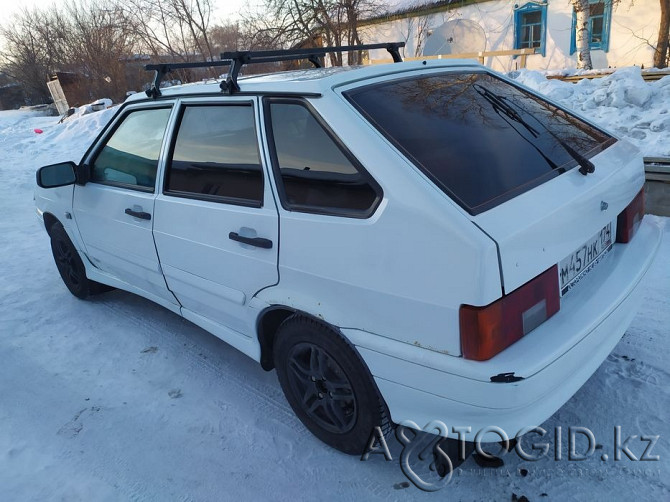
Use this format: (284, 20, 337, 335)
(36, 161, 77, 188)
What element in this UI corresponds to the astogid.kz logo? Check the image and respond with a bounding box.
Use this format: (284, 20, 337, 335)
(361, 421, 660, 492)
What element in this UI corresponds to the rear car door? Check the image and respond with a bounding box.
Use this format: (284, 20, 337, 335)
(73, 103, 179, 306)
(152, 97, 279, 335)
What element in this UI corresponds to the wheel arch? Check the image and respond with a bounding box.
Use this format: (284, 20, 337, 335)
(43, 212, 61, 235)
(257, 305, 296, 371)
(257, 306, 344, 371)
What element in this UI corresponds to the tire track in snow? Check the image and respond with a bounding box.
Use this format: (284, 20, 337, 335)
(22, 290, 305, 501)
(97, 298, 309, 435)
(94, 297, 400, 500)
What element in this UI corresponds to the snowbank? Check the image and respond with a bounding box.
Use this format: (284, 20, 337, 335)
(510, 67, 670, 157)
(7, 106, 118, 170)
(68, 98, 114, 119)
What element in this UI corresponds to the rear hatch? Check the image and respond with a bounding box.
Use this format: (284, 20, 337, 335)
(474, 140, 644, 293)
(344, 69, 645, 294)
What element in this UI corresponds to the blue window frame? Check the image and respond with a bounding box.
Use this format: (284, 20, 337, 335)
(570, 0, 612, 54)
(514, 2, 548, 57)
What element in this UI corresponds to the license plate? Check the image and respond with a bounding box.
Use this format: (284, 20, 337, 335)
(559, 223, 612, 295)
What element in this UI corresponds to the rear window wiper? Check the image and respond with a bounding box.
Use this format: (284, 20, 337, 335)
(474, 84, 595, 175)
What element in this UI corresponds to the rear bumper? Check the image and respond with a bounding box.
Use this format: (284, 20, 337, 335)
(344, 217, 663, 442)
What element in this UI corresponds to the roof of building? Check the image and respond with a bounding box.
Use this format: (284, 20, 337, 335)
(363, 0, 492, 24)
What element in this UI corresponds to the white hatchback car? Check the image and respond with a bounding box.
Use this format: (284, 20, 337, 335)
(35, 45, 662, 457)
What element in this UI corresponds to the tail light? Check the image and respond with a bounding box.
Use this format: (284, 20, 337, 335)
(460, 266, 560, 361)
(616, 188, 644, 243)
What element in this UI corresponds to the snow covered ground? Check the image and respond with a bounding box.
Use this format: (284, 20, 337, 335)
(511, 67, 670, 158)
(0, 82, 669, 501)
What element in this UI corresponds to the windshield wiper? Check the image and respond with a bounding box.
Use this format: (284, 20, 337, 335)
(474, 84, 595, 175)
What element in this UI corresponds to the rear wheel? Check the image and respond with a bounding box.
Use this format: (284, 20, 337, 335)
(274, 315, 392, 455)
(49, 222, 112, 299)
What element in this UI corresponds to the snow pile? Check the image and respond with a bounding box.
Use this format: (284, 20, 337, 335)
(68, 98, 114, 120)
(510, 67, 670, 157)
(23, 107, 116, 168)
(46, 106, 116, 161)
(0, 106, 116, 202)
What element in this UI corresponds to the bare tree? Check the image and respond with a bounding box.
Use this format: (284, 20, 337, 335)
(117, 0, 216, 61)
(395, 3, 432, 58)
(572, 0, 593, 70)
(209, 23, 242, 54)
(414, 15, 431, 57)
(110, 0, 220, 85)
(60, 1, 139, 100)
(1, 1, 143, 103)
(0, 9, 55, 102)
(654, 0, 670, 68)
(244, 0, 382, 66)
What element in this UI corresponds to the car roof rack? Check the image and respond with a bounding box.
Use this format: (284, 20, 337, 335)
(144, 60, 232, 98)
(144, 42, 405, 98)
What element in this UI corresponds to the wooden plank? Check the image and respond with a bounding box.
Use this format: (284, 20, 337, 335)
(46, 80, 69, 116)
(548, 71, 670, 84)
(644, 156, 670, 165)
(520, 54, 527, 69)
(645, 173, 670, 182)
(644, 156, 670, 182)
(644, 158, 670, 179)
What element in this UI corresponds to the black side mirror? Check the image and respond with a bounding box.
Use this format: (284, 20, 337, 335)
(36, 161, 77, 188)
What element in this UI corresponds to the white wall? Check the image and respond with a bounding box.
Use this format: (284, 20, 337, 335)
(360, 0, 661, 71)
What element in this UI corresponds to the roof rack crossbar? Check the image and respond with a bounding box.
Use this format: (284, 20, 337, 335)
(221, 42, 405, 62)
(219, 42, 405, 94)
(144, 60, 232, 98)
(143, 42, 405, 97)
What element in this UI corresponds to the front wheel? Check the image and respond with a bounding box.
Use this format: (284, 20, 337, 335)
(274, 315, 392, 455)
(49, 222, 112, 299)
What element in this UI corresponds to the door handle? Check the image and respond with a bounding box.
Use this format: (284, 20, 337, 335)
(124, 208, 151, 220)
(229, 232, 273, 249)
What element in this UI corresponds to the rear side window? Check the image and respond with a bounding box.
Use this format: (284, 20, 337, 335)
(265, 100, 380, 217)
(345, 72, 613, 214)
(92, 107, 172, 190)
(166, 105, 263, 206)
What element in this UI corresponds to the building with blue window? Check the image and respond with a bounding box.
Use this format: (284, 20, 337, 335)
(360, 0, 661, 71)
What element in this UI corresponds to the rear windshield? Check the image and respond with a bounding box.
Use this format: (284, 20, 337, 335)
(345, 72, 614, 214)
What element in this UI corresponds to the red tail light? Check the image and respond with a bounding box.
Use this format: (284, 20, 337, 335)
(616, 188, 644, 243)
(459, 266, 560, 361)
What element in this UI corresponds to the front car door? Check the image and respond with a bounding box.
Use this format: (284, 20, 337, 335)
(73, 103, 179, 308)
(152, 97, 279, 336)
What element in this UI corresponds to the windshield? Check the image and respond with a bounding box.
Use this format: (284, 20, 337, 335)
(345, 72, 614, 214)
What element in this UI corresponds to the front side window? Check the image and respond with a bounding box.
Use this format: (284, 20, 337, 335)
(265, 100, 380, 217)
(166, 104, 263, 206)
(514, 3, 547, 56)
(345, 72, 613, 214)
(570, 0, 612, 53)
(92, 107, 172, 190)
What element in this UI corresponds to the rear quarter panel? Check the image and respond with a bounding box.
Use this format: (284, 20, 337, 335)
(256, 93, 502, 356)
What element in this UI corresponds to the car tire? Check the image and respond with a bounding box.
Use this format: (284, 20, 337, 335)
(49, 222, 112, 299)
(274, 314, 392, 455)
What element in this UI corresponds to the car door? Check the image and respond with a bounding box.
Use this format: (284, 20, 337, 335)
(152, 97, 279, 336)
(73, 103, 179, 307)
